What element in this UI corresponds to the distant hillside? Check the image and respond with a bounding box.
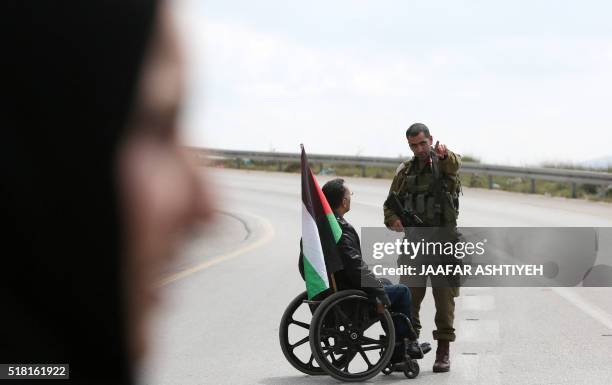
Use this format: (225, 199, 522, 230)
(581, 156, 612, 170)
(541, 157, 612, 172)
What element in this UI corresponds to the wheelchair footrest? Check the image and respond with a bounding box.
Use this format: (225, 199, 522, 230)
(406, 341, 432, 359)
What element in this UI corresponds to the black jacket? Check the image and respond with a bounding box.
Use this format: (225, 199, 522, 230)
(300, 214, 390, 305)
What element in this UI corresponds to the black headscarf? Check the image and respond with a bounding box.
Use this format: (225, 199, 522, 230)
(2, 1, 158, 384)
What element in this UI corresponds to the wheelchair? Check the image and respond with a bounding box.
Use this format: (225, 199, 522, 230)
(279, 289, 428, 382)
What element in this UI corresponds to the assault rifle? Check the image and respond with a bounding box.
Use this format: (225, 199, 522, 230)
(384, 191, 424, 227)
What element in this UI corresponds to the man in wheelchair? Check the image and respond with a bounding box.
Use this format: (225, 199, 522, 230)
(300, 178, 431, 365)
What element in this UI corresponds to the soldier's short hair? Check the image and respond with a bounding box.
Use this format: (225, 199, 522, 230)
(406, 123, 430, 138)
(322, 178, 346, 210)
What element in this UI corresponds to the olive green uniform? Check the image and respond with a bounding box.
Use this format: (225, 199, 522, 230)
(383, 149, 461, 341)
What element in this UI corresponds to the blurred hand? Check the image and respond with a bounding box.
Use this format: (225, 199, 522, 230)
(376, 303, 386, 315)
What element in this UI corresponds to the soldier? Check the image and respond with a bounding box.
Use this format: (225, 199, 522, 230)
(383, 123, 462, 373)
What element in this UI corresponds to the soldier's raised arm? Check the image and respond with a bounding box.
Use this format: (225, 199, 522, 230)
(438, 149, 461, 176)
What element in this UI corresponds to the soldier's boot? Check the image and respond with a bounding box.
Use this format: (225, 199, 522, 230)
(432, 340, 450, 373)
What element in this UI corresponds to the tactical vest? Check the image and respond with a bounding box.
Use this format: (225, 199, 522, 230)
(397, 152, 461, 227)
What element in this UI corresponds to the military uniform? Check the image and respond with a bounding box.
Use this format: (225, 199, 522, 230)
(383, 149, 461, 342)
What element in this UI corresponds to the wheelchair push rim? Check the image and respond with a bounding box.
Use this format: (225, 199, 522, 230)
(279, 291, 325, 375)
(309, 290, 395, 382)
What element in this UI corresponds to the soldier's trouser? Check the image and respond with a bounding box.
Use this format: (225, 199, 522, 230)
(400, 274, 459, 341)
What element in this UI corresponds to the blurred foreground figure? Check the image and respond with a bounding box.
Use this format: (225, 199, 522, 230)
(2, 1, 212, 384)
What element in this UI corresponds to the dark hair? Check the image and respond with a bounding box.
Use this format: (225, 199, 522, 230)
(406, 123, 430, 138)
(3, 1, 158, 383)
(322, 178, 346, 210)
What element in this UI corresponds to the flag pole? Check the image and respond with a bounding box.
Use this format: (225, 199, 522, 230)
(330, 273, 337, 292)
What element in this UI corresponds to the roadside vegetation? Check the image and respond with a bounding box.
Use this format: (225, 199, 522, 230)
(206, 156, 612, 203)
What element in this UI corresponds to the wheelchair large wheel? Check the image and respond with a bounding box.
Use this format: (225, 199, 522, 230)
(279, 291, 325, 375)
(309, 290, 395, 382)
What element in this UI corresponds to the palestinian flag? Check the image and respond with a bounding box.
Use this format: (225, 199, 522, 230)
(300, 145, 343, 299)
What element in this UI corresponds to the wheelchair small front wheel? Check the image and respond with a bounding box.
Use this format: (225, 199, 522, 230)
(403, 360, 419, 379)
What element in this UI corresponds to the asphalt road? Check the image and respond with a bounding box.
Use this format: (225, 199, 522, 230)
(139, 168, 612, 385)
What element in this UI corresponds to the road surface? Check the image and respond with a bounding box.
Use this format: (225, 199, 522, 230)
(139, 168, 612, 385)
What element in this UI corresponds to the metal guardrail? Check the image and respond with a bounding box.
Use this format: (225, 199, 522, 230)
(190, 147, 612, 197)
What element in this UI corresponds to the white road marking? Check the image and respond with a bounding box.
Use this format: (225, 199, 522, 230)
(454, 290, 501, 384)
(157, 212, 275, 287)
(457, 319, 500, 342)
(552, 287, 612, 330)
(462, 295, 496, 311)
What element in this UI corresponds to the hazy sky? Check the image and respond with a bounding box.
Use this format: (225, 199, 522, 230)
(174, 0, 612, 166)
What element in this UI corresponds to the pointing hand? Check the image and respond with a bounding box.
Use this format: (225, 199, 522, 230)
(434, 140, 448, 159)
